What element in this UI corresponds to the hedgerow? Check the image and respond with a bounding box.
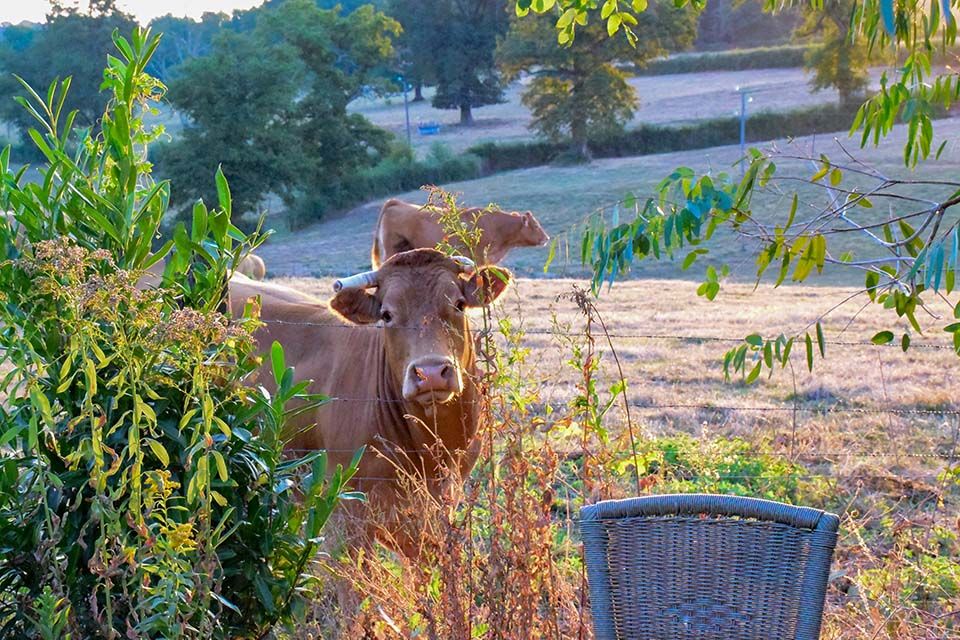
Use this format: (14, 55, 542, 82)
(468, 102, 862, 172)
(635, 44, 813, 75)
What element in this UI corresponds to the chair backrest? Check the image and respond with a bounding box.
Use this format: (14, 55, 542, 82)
(581, 494, 839, 640)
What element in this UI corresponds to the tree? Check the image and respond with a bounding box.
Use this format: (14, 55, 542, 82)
(0, 0, 135, 145)
(257, 0, 398, 218)
(387, 0, 439, 101)
(146, 12, 227, 81)
(156, 31, 304, 223)
(498, 2, 696, 158)
(390, 0, 509, 124)
(158, 0, 399, 226)
(798, 0, 870, 106)
(695, 0, 800, 49)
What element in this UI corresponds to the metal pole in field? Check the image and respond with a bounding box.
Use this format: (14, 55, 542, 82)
(736, 86, 754, 175)
(401, 75, 412, 147)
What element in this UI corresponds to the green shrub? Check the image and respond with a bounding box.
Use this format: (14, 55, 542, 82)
(0, 28, 360, 639)
(288, 142, 481, 227)
(635, 44, 814, 75)
(636, 435, 823, 503)
(467, 139, 565, 173)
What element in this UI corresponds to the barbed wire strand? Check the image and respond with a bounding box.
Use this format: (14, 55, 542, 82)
(255, 318, 958, 351)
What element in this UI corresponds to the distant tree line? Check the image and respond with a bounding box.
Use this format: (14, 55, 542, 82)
(0, 0, 874, 226)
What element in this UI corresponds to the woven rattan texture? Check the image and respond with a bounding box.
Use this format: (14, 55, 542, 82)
(581, 495, 839, 640)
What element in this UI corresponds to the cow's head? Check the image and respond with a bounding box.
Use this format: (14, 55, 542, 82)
(330, 249, 511, 408)
(518, 211, 549, 247)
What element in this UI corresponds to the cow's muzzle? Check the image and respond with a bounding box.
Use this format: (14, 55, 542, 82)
(403, 356, 462, 405)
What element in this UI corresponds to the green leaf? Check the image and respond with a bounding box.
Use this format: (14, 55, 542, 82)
(745, 333, 763, 347)
(147, 439, 170, 466)
(871, 330, 894, 345)
(865, 271, 880, 301)
(745, 360, 762, 384)
(607, 13, 622, 36)
(805, 333, 814, 371)
(785, 193, 798, 230)
(271, 341, 286, 387)
(901, 333, 911, 352)
(0, 425, 22, 447)
(543, 237, 557, 274)
(815, 321, 826, 357)
(215, 165, 231, 218)
(557, 7, 577, 27)
(211, 450, 228, 482)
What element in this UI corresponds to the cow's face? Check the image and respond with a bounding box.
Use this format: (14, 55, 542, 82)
(519, 211, 549, 247)
(330, 250, 511, 408)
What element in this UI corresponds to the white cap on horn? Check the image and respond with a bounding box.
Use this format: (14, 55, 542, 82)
(450, 255, 476, 272)
(333, 270, 378, 293)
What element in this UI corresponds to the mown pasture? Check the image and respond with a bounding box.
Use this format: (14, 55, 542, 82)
(258, 115, 960, 284)
(350, 67, 886, 155)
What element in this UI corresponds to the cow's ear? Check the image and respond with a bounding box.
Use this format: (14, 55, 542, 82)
(462, 266, 512, 308)
(330, 289, 381, 324)
(522, 211, 532, 227)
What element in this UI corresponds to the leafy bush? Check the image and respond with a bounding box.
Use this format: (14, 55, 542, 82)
(467, 139, 560, 173)
(0, 28, 359, 639)
(469, 102, 862, 172)
(287, 142, 481, 227)
(636, 44, 813, 75)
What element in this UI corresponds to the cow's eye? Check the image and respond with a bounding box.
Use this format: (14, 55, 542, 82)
(381, 310, 393, 323)
(454, 299, 466, 313)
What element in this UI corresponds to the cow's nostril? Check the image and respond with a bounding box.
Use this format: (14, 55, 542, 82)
(440, 364, 451, 380)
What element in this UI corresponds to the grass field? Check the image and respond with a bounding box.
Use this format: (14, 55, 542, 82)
(350, 67, 886, 156)
(258, 115, 960, 285)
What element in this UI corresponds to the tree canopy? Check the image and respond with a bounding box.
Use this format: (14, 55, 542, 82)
(799, 0, 870, 106)
(0, 0, 135, 148)
(390, 0, 510, 124)
(499, 1, 696, 157)
(157, 0, 399, 227)
(146, 13, 228, 82)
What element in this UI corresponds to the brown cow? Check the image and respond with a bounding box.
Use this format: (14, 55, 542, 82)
(371, 198, 549, 269)
(228, 249, 511, 542)
(135, 253, 266, 291)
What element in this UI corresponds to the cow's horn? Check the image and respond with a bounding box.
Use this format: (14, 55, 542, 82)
(333, 270, 378, 293)
(450, 255, 476, 272)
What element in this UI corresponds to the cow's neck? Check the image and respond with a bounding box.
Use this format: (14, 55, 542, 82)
(477, 213, 524, 263)
(373, 332, 480, 475)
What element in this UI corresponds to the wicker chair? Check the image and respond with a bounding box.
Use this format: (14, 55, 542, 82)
(581, 494, 839, 640)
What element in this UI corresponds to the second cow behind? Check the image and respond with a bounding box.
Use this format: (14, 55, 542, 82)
(371, 198, 549, 268)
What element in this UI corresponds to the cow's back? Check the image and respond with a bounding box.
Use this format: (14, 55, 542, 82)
(228, 276, 385, 468)
(372, 200, 446, 268)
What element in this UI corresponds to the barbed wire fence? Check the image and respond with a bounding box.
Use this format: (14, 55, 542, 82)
(265, 315, 960, 487)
